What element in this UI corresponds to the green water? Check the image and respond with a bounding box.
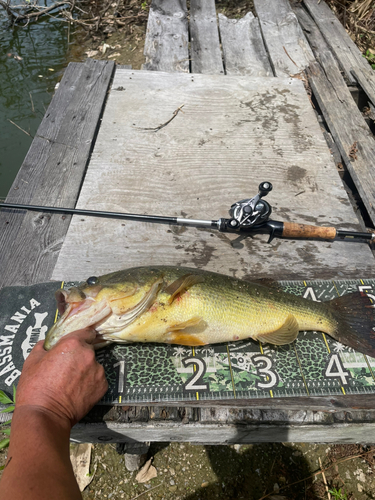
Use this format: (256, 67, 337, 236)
(0, 8, 83, 200)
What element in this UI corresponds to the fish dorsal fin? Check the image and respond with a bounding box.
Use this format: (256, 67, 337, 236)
(166, 317, 207, 346)
(164, 274, 205, 304)
(257, 314, 299, 346)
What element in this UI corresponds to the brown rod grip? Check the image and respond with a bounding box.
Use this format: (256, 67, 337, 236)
(282, 222, 337, 240)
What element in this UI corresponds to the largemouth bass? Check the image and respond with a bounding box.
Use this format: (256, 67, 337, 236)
(44, 266, 375, 356)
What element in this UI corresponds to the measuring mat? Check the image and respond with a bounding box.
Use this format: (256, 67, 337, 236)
(1, 279, 375, 404)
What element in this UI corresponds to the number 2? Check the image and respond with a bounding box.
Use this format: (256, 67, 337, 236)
(183, 357, 209, 392)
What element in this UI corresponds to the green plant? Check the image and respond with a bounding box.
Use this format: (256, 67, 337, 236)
(141, 2, 148, 10)
(0, 387, 16, 452)
(328, 487, 348, 500)
(363, 49, 375, 70)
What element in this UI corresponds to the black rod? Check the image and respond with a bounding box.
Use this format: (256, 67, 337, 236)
(0, 202, 218, 229)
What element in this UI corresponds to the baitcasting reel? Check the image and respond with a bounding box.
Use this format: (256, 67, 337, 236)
(227, 181, 273, 229)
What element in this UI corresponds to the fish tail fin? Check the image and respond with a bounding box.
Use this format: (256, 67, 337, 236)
(327, 292, 375, 356)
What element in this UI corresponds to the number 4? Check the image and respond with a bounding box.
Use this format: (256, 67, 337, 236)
(325, 354, 350, 385)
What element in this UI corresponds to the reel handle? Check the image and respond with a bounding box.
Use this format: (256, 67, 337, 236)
(258, 181, 273, 197)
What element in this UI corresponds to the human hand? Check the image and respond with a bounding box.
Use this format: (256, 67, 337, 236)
(15, 328, 108, 428)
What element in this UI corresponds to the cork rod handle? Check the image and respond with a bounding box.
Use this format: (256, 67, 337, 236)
(282, 222, 337, 240)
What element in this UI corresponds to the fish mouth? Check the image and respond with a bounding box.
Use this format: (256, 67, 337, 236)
(45, 290, 112, 349)
(55, 289, 112, 329)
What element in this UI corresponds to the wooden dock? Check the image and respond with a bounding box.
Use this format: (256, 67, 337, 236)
(2, 0, 375, 445)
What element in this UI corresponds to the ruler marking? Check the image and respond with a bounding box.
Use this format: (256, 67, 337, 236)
(192, 347, 199, 401)
(359, 279, 375, 383)
(293, 342, 310, 396)
(226, 344, 237, 399)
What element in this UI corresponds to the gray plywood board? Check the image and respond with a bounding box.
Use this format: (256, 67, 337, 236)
(218, 12, 273, 77)
(52, 69, 375, 282)
(253, 0, 314, 77)
(190, 0, 224, 75)
(303, 0, 371, 85)
(295, 5, 375, 227)
(143, 0, 189, 72)
(0, 59, 115, 288)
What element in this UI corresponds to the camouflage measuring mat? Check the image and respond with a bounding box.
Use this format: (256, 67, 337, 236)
(1, 279, 375, 404)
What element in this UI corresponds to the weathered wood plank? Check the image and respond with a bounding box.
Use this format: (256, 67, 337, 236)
(294, 5, 375, 227)
(351, 69, 375, 109)
(0, 59, 115, 288)
(71, 420, 375, 444)
(218, 12, 273, 77)
(143, 0, 189, 72)
(253, 0, 314, 77)
(189, 0, 224, 75)
(52, 69, 375, 282)
(74, 403, 375, 443)
(303, 0, 371, 85)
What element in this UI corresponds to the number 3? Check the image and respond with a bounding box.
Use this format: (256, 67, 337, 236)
(253, 355, 278, 389)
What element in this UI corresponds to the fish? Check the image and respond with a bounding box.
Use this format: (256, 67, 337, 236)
(44, 266, 375, 356)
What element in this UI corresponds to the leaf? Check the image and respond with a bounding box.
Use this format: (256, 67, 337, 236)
(12, 386, 16, 404)
(2, 429, 10, 436)
(135, 458, 157, 483)
(0, 438, 10, 449)
(0, 391, 13, 405)
(2, 420, 12, 426)
(1, 406, 15, 413)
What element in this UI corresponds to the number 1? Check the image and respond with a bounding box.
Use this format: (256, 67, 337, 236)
(114, 360, 126, 393)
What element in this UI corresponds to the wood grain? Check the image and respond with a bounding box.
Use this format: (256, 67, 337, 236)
(0, 59, 115, 288)
(218, 12, 273, 77)
(52, 69, 375, 282)
(294, 5, 375, 227)
(303, 0, 371, 85)
(189, 0, 224, 75)
(143, 0, 189, 72)
(253, 0, 314, 77)
(71, 402, 375, 443)
(351, 69, 375, 109)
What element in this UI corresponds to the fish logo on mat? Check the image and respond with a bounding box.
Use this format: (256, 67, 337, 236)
(21, 312, 49, 359)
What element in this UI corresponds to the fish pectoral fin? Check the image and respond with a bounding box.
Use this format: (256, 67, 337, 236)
(164, 274, 205, 304)
(257, 314, 299, 345)
(166, 317, 207, 346)
(167, 316, 204, 332)
(167, 333, 207, 346)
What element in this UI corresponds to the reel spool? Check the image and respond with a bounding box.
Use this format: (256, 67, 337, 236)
(228, 181, 273, 229)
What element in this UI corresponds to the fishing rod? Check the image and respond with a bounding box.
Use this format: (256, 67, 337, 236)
(0, 182, 374, 243)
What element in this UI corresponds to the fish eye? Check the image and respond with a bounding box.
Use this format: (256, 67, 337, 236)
(86, 276, 99, 285)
